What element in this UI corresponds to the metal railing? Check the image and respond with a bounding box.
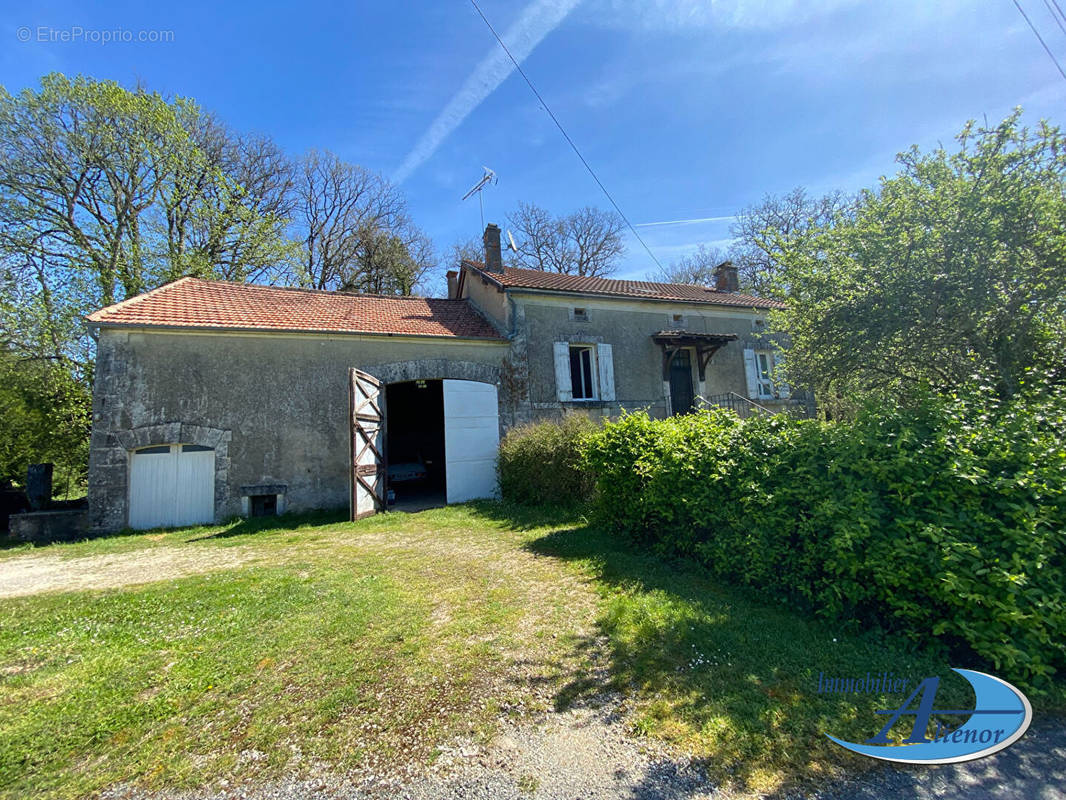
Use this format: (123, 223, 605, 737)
(700, 392, 773, 418)
(700, 392, 817, 419)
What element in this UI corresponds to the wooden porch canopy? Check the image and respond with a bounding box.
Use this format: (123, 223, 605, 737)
(652, 331, 738, 381)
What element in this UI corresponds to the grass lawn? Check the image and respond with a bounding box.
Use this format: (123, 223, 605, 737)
(1, 504, 1061, 798)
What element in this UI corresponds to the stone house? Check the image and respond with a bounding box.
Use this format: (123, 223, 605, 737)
(85, 224, 793, 533)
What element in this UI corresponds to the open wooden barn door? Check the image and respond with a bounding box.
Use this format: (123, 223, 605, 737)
(349, 368, 385, 519)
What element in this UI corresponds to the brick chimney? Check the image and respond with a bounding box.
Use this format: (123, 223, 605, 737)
(713, 261, 739, 293)
(482, 223, 504, 273)
(446, 270, 459, 299)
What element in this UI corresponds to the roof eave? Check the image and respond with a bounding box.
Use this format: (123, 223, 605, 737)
(462, 261, 505, 291)
(85, 320, 508, 342)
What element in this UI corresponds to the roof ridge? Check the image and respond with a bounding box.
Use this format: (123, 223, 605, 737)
(460, 261, 783, 308)
(173, 277, 459, 302)
(474, 262, 727, 293)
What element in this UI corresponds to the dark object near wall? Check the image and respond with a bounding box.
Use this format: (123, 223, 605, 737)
(250, 494, 277, 517)
(1, 480, 30, 532)
(26, 463, 54, 510)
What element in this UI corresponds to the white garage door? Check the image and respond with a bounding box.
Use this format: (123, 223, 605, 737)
(129, 444, 215, 530)
(442, 380, 500, 503)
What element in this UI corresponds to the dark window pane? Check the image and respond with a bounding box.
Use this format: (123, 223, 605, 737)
(182, 444, 213, 452)
(137, 445, 171, 455)
(582, 349, 594, 398)
(570, 348, 585, 398)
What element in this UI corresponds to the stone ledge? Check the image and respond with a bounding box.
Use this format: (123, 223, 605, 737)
(10, 509, 89, 543)
(240, 484, 288, 495)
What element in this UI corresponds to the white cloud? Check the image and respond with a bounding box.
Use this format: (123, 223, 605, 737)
(393, 0, 581, 184)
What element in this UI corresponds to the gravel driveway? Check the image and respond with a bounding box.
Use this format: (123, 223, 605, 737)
(0, 546, 259, 598)
(801, 718, 1066, 800)
(97, 701, 1065, 800)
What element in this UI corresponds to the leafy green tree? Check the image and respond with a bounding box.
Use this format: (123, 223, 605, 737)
(0, 74, 296, 309)
(773, 111, 1066, 404)
(0, 74, 297, 485)
(0, 348, 90, 492)
(343, 225, 435, 296)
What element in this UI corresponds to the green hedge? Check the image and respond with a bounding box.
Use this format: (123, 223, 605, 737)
(583, 391, 1066, 685)
(498, 414, 598, 506)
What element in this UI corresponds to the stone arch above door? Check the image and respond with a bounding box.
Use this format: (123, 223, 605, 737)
(366, 359, 500, 386)
(107, 422, 231, 527)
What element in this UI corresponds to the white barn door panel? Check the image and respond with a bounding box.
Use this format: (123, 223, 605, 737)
(442, 380, 500, 503)
(173, 448, 215, 526)
(129, 445, 214, 530)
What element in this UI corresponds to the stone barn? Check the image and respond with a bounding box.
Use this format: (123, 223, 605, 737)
(86, 279, 510, 532)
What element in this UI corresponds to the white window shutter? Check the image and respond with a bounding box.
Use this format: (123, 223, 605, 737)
(553, 342, 573, 401)
(596, 343, 615, 401)
(773, 351, 791, 398)
(743, 348, 759, 399)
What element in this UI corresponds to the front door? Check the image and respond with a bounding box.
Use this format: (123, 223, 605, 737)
(669, 349, 695, 415)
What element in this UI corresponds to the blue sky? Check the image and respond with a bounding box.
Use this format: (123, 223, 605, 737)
(2, 0, 1064, 282)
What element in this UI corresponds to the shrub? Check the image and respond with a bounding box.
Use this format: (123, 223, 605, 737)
(583, 388, 1066, 688)
(498, 414, 598, 506)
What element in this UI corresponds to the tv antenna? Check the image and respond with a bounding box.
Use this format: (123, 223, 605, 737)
(461, 166, 497, 229)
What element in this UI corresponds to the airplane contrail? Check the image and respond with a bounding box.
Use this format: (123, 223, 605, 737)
(634, 215, 737, 228)
(393, 0, 581, 184)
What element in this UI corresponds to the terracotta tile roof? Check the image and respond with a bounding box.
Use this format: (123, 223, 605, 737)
(463, 261, 785, 309)
(87, 277, 505, 340)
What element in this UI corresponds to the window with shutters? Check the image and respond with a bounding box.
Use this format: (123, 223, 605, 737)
(569, 345, 598, 400)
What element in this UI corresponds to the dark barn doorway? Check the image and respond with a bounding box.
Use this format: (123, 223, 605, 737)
(385, 379, 446, 510)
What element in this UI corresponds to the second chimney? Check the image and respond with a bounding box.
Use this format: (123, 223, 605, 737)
(482, 223, 504, 273)
(713, 261, 739, 293)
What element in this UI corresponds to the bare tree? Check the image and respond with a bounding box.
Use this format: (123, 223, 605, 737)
(730, 187, 851, 296)
(448, 236, 483, 266)
(507, 202, 624, 277)
(291, 150, 408, 291)
(651, 243, 729, 285)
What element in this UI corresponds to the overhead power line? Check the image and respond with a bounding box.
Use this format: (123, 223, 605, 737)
(469, 0, 665, 272)
(1053, 0, 1066, 28)
(1011, 0, 1066, 85)
(1042, 0, 1066, 36)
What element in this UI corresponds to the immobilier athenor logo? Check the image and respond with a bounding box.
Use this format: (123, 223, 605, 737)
(818, 668, 1032, 764)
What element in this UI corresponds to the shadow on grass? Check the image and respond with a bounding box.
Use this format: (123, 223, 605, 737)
(183, 508, 349, 542)
(2, 508, 354, 552)
(469, 502, 982, 796)
(464, 499, 591, 531)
